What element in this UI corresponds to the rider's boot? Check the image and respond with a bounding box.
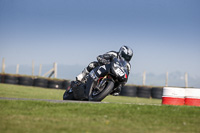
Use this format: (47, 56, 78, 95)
(112, 87, 121, 96)
(76, 68, 89, 82)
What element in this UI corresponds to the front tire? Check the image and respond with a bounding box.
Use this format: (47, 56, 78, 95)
(89, 81, 114, 101)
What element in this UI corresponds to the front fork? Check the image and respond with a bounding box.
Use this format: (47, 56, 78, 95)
(86, 64, 111, 98)
(96, 76, 108, 91)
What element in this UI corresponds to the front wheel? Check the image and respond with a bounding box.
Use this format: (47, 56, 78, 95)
(89, 81, 114, 101)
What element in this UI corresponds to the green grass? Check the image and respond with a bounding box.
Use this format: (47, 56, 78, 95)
(0, 83, 161, 104)
(0, 83, 64, 100)
(0, 83, 200, 133)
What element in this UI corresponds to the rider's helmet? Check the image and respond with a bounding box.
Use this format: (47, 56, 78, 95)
(118, 45, 133, 62)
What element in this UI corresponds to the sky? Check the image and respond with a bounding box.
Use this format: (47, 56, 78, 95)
(0, 0, 200, 87)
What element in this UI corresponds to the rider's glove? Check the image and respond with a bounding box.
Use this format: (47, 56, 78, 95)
(97, 54, 112, 65)
(97, 56, 110, 65)
(101, 58, 110, 64)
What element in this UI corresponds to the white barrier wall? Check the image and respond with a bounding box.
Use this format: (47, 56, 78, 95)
(162, 87, 185, 105)
(162, 87, 200, 106)
(185, 88, 200, 106)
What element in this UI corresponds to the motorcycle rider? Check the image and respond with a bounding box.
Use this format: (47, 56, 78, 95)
(76, 45, 133, 96)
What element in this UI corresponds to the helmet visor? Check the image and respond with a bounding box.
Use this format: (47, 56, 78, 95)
(121, 51, 132, 62)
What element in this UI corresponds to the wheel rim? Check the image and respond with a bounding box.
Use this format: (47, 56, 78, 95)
(91, 83, 107, 97)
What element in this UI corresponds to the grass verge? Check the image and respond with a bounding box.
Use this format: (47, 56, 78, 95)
(0, 83, 161, 104)
(1, 100, 200, 133)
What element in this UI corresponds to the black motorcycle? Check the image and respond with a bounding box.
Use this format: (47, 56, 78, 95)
(63, 57, 129, 101)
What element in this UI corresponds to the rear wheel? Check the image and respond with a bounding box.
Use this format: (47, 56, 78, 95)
(89, 81, 114, 101)
(63, 89, 75, 100)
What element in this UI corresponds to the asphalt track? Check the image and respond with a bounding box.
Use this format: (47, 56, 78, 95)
(0, 97, 161, 106)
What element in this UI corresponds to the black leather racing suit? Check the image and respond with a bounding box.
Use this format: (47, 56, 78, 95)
(87, 51, 131, 73)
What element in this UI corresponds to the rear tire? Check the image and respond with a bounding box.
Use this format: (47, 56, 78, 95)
(73, 83, 87, 100)
(63, 90, 75, 100)
(89, 81, 114, 101)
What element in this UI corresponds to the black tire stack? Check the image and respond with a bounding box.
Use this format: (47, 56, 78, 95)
(0, 74, 70, 90)
(120, 85, 137, 97)
(33, 78, 49, 88)
(119, 85, 163, 99)
(48, 79, 63, 89)
(4, 75, 19, 84)
(18, 76, 34, 86)
(151, 87, 163, 99)
(137, 86, 152, 98)
(0, 74, 2, 83)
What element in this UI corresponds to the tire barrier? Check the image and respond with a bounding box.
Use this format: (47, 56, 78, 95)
(151, 87, 163, 99)
(120, 85, 137, 97)
(120, 85, 163, 99)
(137, 86, 152, 98)
(0, 73, 5, 83)
(162, 87, 185, 105)
(0, 74, 4, 83)
(185, 88, 200, 106)
(48, 80, 63, 89)
(4, 75, 19, 85)
(18, 76, 34, 86)
(33, 78, 49, 88)
(0, 74, 70, 90)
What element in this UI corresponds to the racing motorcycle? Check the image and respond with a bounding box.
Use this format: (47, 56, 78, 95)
(63, 57, 129, 101)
